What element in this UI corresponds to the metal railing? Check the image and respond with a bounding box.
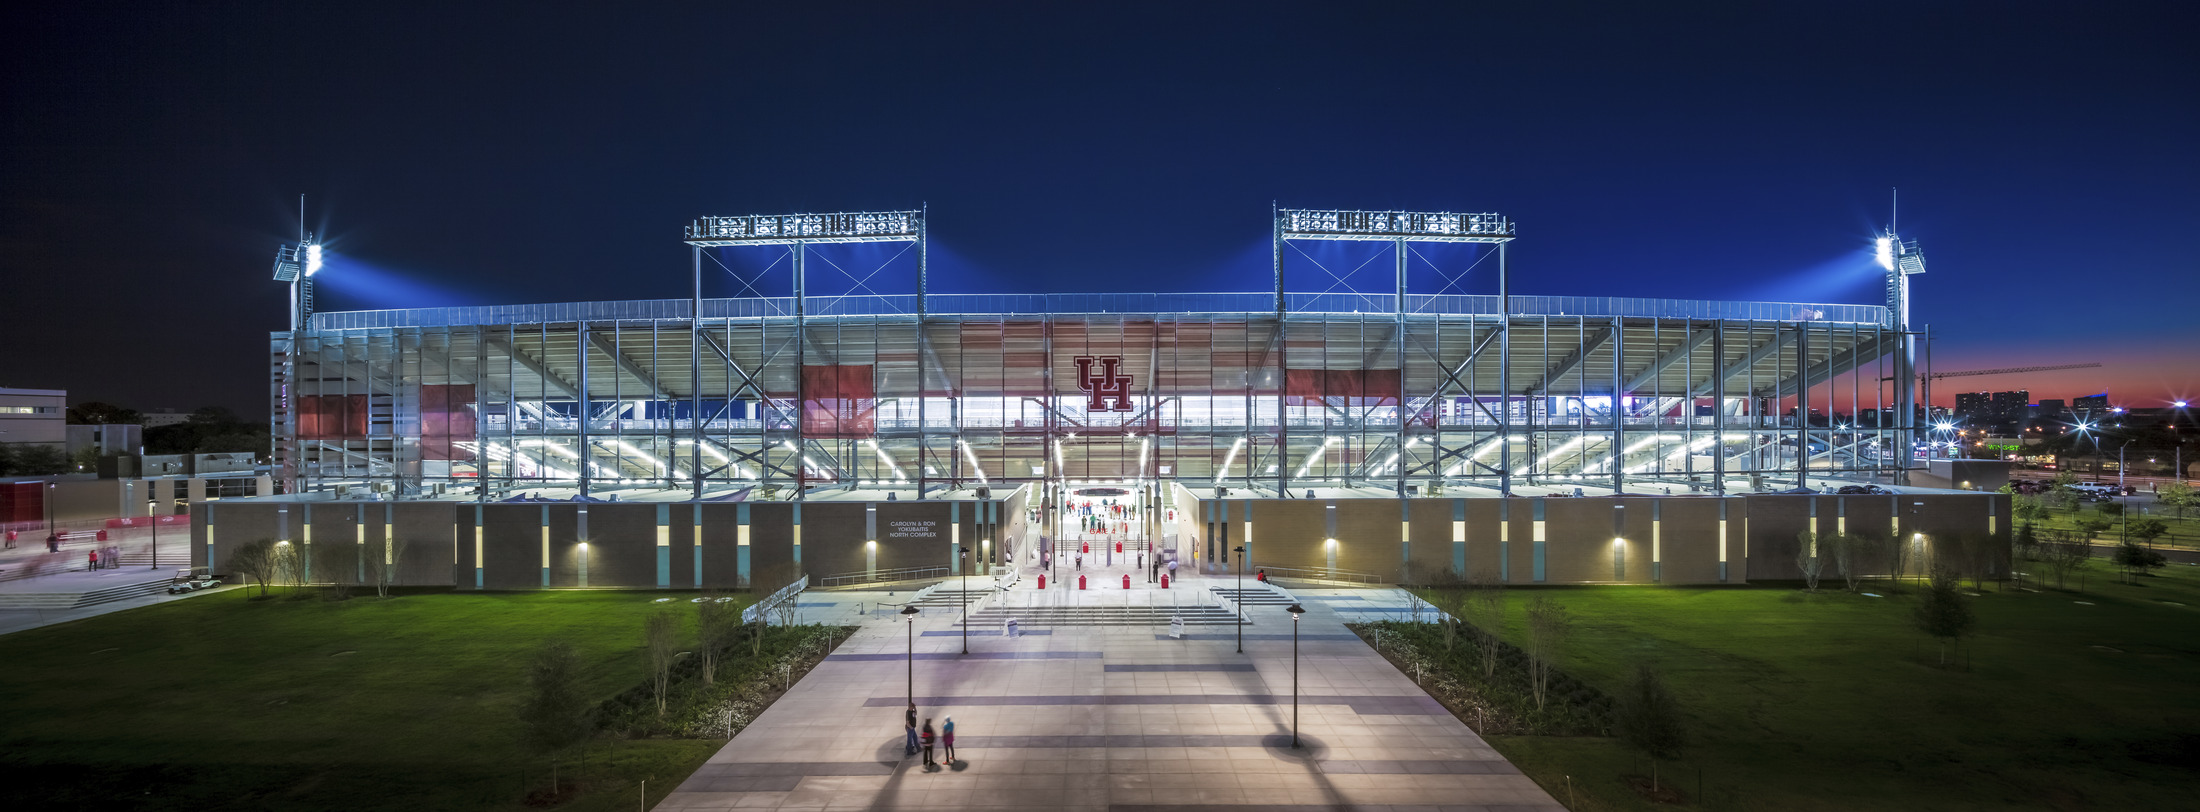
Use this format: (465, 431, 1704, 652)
(1254, 565, 1384, 586)
(815, 565, 949, 589)
(741, 574, 807, 624)
(309, 292, 1888, 330)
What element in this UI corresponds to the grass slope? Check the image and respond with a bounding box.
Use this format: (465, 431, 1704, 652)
(1442, 560, 2200, 810)
(0, 589, 743, 811)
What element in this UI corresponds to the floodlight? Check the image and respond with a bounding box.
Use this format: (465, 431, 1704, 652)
(1934, 422, 1954, 431)
(304, 243, 323, 276)
(2176, 401, 2189, 408)
(1874, 237, 1895, 271)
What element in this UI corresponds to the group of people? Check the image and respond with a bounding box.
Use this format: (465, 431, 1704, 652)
(903, 703, 957, 769)
(86, 544, 123, 570)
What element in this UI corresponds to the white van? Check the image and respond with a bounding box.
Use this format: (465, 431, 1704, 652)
(2068, 483, 2119, 499)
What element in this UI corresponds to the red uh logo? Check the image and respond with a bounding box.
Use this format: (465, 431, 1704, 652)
(1073, 355, 1134, 412)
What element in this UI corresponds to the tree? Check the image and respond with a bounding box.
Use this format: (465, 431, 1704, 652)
(1912, 567, 1977, 667)
(1464, 577, 1507, 680)
(2011, 493, 2048, 524)
(2044, 536, 2092, 591)
(69, 445, 101, 472)
(518, 640, 594, 794)
(696, 591, 739, 685)
(1825, 532, 1864, 592)
(10, 445, 68, 475)
(274, 541, 309, 591)
(2112, 543, 2167, 584)
(644, 610, 681, 718)
(361, 537, 410, 598)
(1615, 664, 1689, 793)
(1524, 597, 1571, 710)
(2127, 517, 2168, 548)
(2043, 472, 2083, 514)
(1795, 531, 1827, 591)
(2159, 481, 2197, 520)
(2073, 516, 2112, 542)
(312, 542, 357, 600)
(66, 401, 142, 425)
(1429, 574, 1470, 650)
(1884, 530, 1916, 590)
(2013, 522, 2040, 562)
(227, 540, 279, 597)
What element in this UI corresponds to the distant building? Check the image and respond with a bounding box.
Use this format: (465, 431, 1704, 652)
(0, 387, 67, 451)
(66, 424, 142, 458)
(141, 409, 192, 428)
(2074, 393, 2110, 413)
(1954, 390, 2028, 430)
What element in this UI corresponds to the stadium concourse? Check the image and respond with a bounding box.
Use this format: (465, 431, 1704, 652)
(203, 206, 2007, 591)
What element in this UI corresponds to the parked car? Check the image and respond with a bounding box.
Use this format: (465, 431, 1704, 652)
(166, 567, 221, 594)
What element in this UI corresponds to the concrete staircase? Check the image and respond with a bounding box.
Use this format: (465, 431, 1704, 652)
(958, 602, 1243, 627)
(1210, 585, 1296, 606)
(0, 578, 173, 610)
(906, 588, 994, 610)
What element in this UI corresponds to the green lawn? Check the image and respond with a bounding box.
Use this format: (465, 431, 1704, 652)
(1443, 561, 2200, 810)
(0, 589, 748, 811)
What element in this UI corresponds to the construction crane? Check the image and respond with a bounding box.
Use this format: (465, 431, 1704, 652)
(1885, 362, 2101, 382)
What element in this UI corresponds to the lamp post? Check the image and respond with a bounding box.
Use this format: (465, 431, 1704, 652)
(1233, 544, 1246, 654)
(958, 545, 970, 655)
(148, 498, 159, 570)
(901, 604, 920, 710)
(1285, 603, 1305, 747)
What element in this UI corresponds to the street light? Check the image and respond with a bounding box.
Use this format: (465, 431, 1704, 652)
(900, 604, 920, 711)
(1285, 603, 1306, 747)
(148, 498, 159, 570)
(958, 545, 970, 655)
(1232, 545, 1247, 654)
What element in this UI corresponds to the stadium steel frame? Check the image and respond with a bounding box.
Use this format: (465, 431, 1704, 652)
(270, 208, 1919, 505)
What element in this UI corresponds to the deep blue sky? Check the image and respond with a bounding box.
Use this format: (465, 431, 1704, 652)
(4, 2, 2194, 414)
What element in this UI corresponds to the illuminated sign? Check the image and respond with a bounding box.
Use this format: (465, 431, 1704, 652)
(685, 210, 921, 246)
(1074, 356, 1134, 412)
(1279, 208, 1514, 242)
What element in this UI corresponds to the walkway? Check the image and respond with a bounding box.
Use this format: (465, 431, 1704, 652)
(655, 577, 1560, 811)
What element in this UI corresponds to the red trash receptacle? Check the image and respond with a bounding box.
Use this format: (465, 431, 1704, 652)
(1122, 574, 1131, 589)
(1161, 574, 1170, 589)
(1038, 573, 1047, 589)
(96, 530, 108, 541)
(1078, 575, 1087, 590)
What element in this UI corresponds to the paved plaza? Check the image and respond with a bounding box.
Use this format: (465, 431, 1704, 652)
(655, 565, 1561, 812)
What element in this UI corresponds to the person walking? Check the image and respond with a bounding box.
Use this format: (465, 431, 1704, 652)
(905, 703, 919, 757)
(941, 716, 956, 765)
(1166, 557, 1177, 581)
(920, 718, 937, 768)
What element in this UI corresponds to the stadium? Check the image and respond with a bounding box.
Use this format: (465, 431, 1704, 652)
(194, 208, 2009, 589)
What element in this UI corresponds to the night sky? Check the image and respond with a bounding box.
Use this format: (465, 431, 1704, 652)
(5, 2, 2193, 416)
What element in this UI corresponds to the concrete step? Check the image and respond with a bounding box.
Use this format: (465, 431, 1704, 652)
(959, 606, 1245, 626)
(1210, 586, 1296, 605)
(0, 577, 172, 609)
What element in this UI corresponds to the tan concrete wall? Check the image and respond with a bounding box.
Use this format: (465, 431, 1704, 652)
(1404, 498, 1455, 583)
(1654, 497, 1727, 584)
(1459, 499, 1501, 581)
(1245, 500, 1327, 572)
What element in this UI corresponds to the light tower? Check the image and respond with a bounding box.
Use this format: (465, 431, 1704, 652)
(270, 196, 324, 492)
(1878, 193, 1926, 483)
